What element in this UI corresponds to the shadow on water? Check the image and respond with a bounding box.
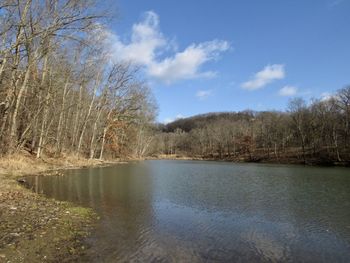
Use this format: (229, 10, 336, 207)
(26, 160, 350, 262)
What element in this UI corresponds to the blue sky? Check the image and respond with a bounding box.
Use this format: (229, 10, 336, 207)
(108, 0, 350, 123)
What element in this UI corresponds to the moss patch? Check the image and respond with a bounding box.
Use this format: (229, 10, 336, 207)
(0, 174, 97, 263)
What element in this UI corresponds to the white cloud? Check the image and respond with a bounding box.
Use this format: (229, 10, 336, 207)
(105, 11, 230, 84)
(148, 41, 229, 83)
(163, 114, 184, 124)
(241, 64, 285, 90)
(195, 89, 212, 100)
(321, 92, 334, 101)
(163, 118, 174, 124)
(111, 11, 165, 65)
(175, 114, 184, 119)
(278, 86, 298, 96)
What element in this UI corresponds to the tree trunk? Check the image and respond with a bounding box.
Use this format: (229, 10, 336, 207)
(77, 83, 98, 154)
(89, 108, 103, 159)
(9, 64, 32, 152)
(55, 78, 69, 154)
(36, 54, 50, 158)
(99, 108, 114, 160)
(333, 128, 341, 162)
(99, 126, 108, 160)
(72, 84, 83, 149)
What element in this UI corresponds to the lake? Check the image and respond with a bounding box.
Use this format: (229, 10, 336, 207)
(26, 160, 350, 262)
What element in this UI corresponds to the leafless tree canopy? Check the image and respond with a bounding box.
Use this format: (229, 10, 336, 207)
(0, 0, 157, 159)
(150, 88, 350, 165)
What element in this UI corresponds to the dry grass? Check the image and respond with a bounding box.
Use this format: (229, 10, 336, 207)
(0, 153, 48, 177)
(0, 152, 118, 178)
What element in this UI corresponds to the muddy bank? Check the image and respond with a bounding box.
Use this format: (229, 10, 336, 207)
(0, 155, 124, 263)
(0, 175, 97, 262)
(0, 177, 96, 262)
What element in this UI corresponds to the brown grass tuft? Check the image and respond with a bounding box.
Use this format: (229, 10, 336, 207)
(0, 153, 49, 176)
(0, 152, 120, 178)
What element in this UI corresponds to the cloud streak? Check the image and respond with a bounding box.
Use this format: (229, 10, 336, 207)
(320, 92, 337, 101)
(241, 64, 285, 90)
(279, 85, 297, 96)
(196, 89, 212, 100)
(106, 11, 230, 84)
(163, 114, 184, 124)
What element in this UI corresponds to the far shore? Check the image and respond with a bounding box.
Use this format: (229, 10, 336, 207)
(147, 154, 350, 167)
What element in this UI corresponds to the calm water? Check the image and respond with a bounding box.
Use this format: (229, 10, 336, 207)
(27, 160, 350, 262)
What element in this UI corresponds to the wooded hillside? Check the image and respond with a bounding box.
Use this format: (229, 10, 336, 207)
(151, 89, 350, 165)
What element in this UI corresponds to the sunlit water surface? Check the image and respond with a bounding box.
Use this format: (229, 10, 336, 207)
(27, 160, 350, 262)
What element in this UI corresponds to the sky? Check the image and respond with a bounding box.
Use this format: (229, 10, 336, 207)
(106, 0, 350, 123)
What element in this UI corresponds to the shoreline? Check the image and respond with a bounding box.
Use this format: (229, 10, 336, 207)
(146, 155, 350, 167)
(0, 154, 125, 262)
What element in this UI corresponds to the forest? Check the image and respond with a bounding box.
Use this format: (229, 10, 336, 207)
(150, 88, 350, 165)
(1, 1, 349, 166)
(0, 0, 156, 160)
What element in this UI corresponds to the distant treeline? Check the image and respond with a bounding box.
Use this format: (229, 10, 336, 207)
(0, 0, 156, 159)
(150, 88, 350, 165)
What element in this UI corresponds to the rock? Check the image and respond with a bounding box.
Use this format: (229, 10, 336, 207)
(17, 178, 26, 184)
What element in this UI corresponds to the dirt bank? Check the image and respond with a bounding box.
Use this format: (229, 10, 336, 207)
(0, 153, 122, 263)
